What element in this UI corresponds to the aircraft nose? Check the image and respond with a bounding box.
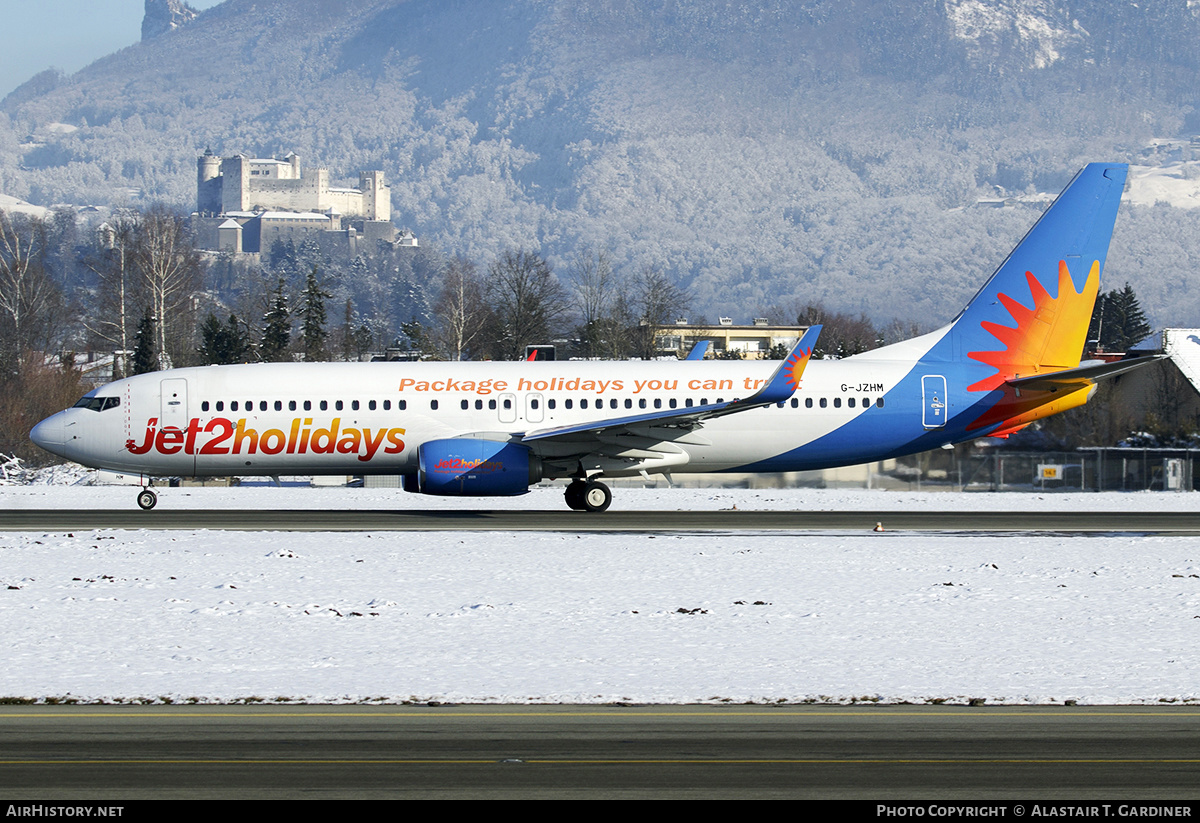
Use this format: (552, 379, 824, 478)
(30, 413, 68, 458)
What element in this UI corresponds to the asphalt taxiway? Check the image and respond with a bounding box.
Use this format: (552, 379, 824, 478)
(1, 705, 1198, 799)
(3, 508, 1200, 532)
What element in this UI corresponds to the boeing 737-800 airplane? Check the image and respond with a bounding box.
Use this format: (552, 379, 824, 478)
(31, 163, 1155, 511)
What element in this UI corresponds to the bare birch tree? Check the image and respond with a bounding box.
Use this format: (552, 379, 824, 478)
(431, 256, 489, 360)
(85, 212, 142, 378)
(0, 210, 63, 373)
(133, 207, 202, 369)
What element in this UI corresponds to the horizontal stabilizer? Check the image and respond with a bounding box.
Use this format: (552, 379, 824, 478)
(1006, 355, 1165, 391)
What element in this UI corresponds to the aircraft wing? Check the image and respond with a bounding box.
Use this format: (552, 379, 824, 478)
(1005, 354, 1166, 392)
(521, 325, 821, 445)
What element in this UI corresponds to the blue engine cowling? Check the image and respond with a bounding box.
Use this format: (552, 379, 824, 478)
(413, 438, 541, 496)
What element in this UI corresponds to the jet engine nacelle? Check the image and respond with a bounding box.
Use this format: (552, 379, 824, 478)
(413, 438, 542, 496)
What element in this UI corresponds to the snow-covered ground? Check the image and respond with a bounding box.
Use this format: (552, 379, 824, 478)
(1127, 162, 1200, 210)
(3, 480, 1200, 705)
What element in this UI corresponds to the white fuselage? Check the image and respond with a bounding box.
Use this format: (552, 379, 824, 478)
(32, 353, 929, 480)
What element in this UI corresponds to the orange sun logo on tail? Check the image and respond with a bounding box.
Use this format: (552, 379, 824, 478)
(966, 260, 1100, 434)
(968, 260, 1100, 391)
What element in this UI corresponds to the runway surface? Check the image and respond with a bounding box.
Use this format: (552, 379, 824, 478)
(1, 705, 1198, 799)
(3, 508, 1200, 532)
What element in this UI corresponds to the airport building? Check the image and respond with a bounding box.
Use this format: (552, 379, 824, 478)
(653, 318, 804, 359)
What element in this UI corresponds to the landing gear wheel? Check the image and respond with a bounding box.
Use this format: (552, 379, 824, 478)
(581, 480, 612, 513)
(136, 489, 157, 511)
(564, 480, 587, 511)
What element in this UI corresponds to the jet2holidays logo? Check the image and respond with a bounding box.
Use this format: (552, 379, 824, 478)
(126, 417, 406, 462)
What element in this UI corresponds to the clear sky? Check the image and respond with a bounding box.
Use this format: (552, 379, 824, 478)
(0, 0, 224, 100)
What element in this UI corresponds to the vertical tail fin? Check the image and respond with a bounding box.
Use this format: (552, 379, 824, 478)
(950, 163, 1127, 388)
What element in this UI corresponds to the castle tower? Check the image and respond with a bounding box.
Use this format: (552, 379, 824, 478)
(220, 154, 250, 213)
(197, 149, 222, 214)
(359, 170, 390, 222)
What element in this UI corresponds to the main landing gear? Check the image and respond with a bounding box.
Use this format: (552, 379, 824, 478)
(136, 488, 157, 510)
(564, 479, 612, 512)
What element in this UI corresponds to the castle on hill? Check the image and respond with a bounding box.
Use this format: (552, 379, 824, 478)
(191, 150, 414, 256)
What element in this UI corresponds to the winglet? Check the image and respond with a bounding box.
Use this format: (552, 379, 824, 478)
(744, 325, 821, 405)
(685, 340, 711, 361)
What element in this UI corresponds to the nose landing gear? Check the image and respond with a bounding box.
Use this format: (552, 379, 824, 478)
(564, 479, 612, 512)
(136, 488, 157, 510)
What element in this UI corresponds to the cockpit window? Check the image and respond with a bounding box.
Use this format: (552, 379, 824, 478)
(73, 396, 120, 412)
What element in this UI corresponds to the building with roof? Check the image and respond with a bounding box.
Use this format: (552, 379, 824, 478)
(653, 318, 805, 359)
(191, 150, 408, 256)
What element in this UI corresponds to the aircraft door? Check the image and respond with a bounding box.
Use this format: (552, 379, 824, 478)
(526, 393, 544, 423)
(921, 375, 947, 429)
(160, 378, 188, 429)
(498, 392, 517, 424)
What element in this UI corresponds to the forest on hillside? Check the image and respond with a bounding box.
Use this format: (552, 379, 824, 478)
(1, 0, 1198, 327)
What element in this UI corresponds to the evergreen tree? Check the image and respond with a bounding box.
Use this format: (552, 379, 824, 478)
(260, 277, 291, 362)
(1088, 282, 1152, 352)
(299, 265, 330, 361)
(198, 312, 250, 365)
(130, 306, 158, 375)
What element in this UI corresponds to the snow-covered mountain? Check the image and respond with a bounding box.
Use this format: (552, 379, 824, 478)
(2, 0, 1199, 325)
